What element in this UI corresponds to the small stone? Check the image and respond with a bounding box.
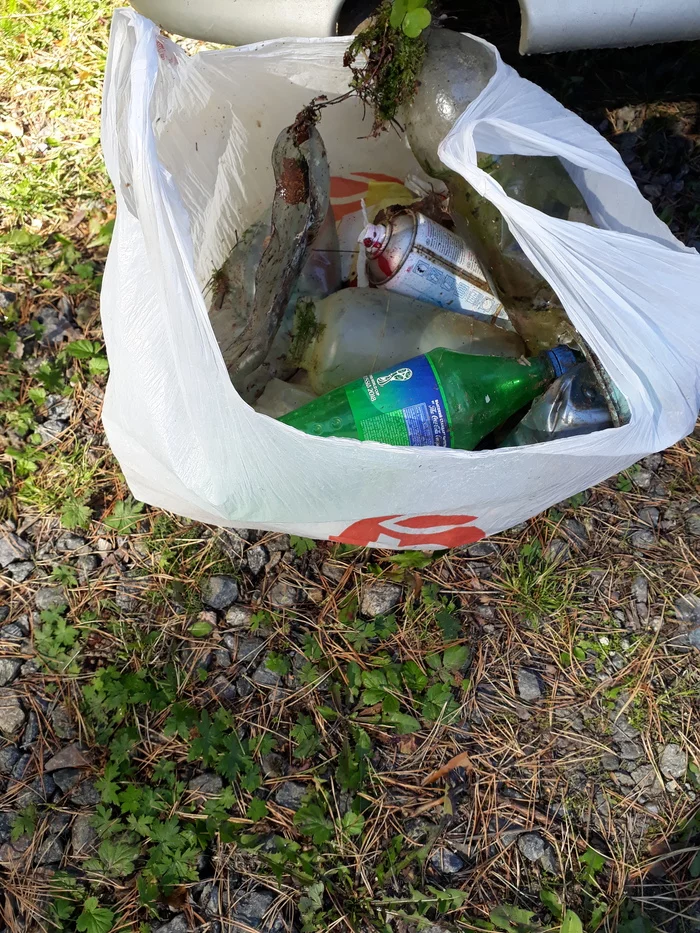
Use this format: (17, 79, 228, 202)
(36, 305, 80, 347)
(232, 636, 265, 664)
(246, 546, 269, 576)
(404, 817, 438, 844)
(36, 835, 64, 866)
(71, 814, 98, 856)
(262, 753, 286, 778)
(0, 745, 20, 774)
(675, 594, 700, 624)
(659, 743, 687, 779)
(464, 540, 500, 558)
(76, 555, 99, 581)
(267, 534, 291, 553)
(0, 811, 14, 844)
(154, 916, 188, 933)
(34, 585, 66, 612)
(360, 582, 402, 617)
(0, 659, 21, 687)
(630, 529, 655, 550)
(617, 740, 643, 761)
(13, 773, 56, 807)
(210, 675, 237, 703)
(0, 623, 25, 642)
(213, 648, 231, 669)
(688, 627, 700, 649)
(21, 710, 39, 749)
(196, 608, 218, 630)
(0, 690, 26, 737)
(0, 836, 31, 865)
(267, 581, 299, 608)
(70, 779, 101, 807)
(47, 812, 71, 835)
(233, 891, 284, 933)
(202, 575, 239, 610)
(601, 753, 620, 770)
(11, 752, 31, 780)
(560, 518, 588, 550)
(518, 832, 547, 862)
(517, 669, 544, 702)
(36, 417, 69, 445)
(188, 773, 223, 797)
(637, 507, 659, 528)
(56, 533, 86, 552)
(225, 605, 254, 629)
(45, 743, 90, 771)
(685, 505, 700, 537)
(0, 531, 32, 569)
(53, 768, 82, 794)
(7, 561, 34, 582)
(631, 575, 648, 606)
(252, 657, 283, 688)
(544, 538, 571, 565)
(320, 560, 345, 583)
(115, 576, 146, 611)
(631, 764, 663, 797)
(429, 848, 464, 873)
(539, 845, 559, 873)
(631, 469, 652, 489)
(275, 781, 307, 811)
(50, 706, 76, 740)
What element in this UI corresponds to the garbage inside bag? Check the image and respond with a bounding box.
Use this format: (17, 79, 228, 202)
(100, 10, 700, 548)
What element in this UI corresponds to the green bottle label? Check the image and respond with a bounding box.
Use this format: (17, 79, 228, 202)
(345, 355, 452, 447)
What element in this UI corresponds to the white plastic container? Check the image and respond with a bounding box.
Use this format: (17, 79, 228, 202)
(299, 288, 525, 395)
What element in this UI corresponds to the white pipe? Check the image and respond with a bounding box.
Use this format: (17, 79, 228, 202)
(518, 0, 700, 54)
(130, 0, 700, 53)
(129, 0, 345, 46)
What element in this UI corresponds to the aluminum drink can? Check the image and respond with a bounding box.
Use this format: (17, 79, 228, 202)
(361, 209, 510, 326)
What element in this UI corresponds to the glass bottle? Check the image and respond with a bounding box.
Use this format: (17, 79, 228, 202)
(404, 28, 593, 352)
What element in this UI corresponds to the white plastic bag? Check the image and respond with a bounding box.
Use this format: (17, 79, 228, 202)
(100, 9, 700, 550)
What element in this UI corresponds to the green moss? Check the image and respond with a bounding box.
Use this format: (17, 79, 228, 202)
(344, 1, 428, 135)
(289, 297, 324, 365)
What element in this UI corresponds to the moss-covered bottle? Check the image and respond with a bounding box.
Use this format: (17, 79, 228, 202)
(404, 28, 593, 352)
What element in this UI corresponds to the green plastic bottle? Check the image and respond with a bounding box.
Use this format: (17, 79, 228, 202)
(279, 346, 576, 450)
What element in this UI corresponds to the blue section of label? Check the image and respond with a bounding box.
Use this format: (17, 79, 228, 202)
(345, 354, 451, 447)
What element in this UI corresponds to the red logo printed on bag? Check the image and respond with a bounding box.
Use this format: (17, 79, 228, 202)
(330, 514, 485, 550)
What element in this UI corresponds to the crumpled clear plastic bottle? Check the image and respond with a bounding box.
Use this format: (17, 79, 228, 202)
(499, 362, 614, 446)
(404, 28, 594, 353)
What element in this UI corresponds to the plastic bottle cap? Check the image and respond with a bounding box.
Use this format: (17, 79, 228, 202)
(360, 223, 387, 253)
(545, 345, 578, 377)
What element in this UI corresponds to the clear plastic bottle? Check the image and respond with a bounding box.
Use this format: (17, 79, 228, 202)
(296, 287, 525, 395)
(498, 362, 614, 446)
(404, 28, 593, 352)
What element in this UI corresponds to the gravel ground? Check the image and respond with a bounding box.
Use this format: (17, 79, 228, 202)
(1, 5, 699, 933)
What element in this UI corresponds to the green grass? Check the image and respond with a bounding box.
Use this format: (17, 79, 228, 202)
(0, 0, 116, 238)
